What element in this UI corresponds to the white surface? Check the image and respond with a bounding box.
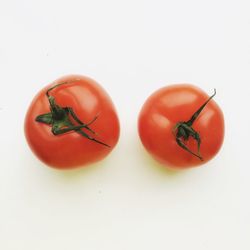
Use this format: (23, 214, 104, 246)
(0, 0, 249, 249)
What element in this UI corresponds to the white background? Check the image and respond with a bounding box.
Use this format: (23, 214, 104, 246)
(0, 0, 249, 249)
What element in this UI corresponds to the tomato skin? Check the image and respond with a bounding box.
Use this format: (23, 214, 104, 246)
(138, 84, 224, 169)
(25, 75, 120, 169)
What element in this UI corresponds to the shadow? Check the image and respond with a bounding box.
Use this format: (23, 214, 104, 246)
(49, 163, 95, 177)
(46, 155, 114, 183)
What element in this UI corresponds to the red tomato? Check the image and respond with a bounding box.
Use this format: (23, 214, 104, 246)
(138, 84, 224, 169)
(25, 75, 120, 169)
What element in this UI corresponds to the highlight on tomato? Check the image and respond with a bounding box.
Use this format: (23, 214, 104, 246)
(24, 75, 120, 169)
(138, 84, 224, 169)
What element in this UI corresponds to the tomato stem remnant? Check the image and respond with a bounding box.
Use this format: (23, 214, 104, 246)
(35, 81, 110, 147)
(173, 89, 216, 160)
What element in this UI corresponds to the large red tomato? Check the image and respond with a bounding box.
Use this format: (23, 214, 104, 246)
(138, 84, 224, 169)
(25, 75, 120, 169)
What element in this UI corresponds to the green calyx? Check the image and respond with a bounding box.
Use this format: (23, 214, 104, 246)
(35, 82, 110, 147)
(173, 89, 216, 160)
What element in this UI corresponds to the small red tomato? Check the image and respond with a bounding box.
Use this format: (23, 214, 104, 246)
(138, 84, 224, 169)
(25, 75, 120, 169)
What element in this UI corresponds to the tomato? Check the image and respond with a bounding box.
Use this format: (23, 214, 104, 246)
(138, 84, 224, 169)
(24, 75, 120, 169)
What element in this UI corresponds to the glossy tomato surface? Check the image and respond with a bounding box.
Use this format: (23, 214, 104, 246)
(25, 75, 120, 169)
(138, 84, 224, 169)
